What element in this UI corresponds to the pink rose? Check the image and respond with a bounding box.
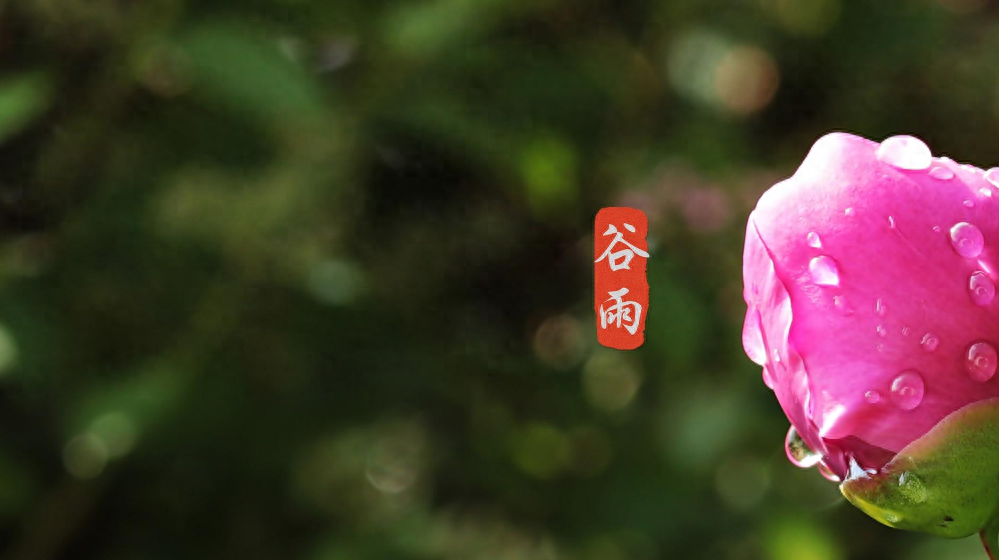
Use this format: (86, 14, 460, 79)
(742, 132, 999, 480)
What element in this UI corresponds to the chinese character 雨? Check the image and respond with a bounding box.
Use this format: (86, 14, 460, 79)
(599, 287, 643, 335)
(595, 223, 649, 271)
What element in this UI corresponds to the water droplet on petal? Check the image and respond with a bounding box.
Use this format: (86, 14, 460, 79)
(807, 231, 822, 248)
(920, 333, 940, 353)
(966, 341, 998, 382)
(933, 225, 942, 233)
(969, 271, 995, 306)
(864, 390, 881, 404)
(890, 371, 925, 411)
(844, 207, 854, 217)
(784, 426, 822, 468)
(809, 256, 840, 286)
(887, 216, 896, 229)
(875, 298, 887, 316)
(877, 135, 932, 170)
(965, 199, 975, 208)
(833, 295, 854, 316)
(902, 326, 912, 336)
(963, 164, 982, 174)
(986, 168, 999, 188)
(982, 187, 994, 198)
(876, 325, 887, 338)
(929, 166, 955, 180)
(817, 461, 840, 482)
(771, 348, 781, 364)
(949, 222, 985, 258)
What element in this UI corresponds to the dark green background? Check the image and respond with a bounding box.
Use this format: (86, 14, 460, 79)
(0, 0, 994, 558)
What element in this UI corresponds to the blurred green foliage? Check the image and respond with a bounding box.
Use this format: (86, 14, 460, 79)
(0, 0, 998, 558)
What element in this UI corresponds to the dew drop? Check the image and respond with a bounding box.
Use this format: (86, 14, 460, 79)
(933, 225, 942, 233)
(949, 222, 985, 258)
(920, 333, 940, 353)
(844, 207, 854, 217)
(982, 187, 994, 198)
(965, 199, 975, 208)
(986, 168, 999, 188)
(876, 324, 887, 338)
(864, 390, 881, 404)
(817, 461, 840, 482)
(784, 425, 822, 468)
(888, 215, 896, 229)
(929, 166, 955, 180)
(807, 231, 822, 248)
(890, 371, 925, 411)
(877, 135, 932, 171)
(966, 341, 998, 382)
(969, 271, 995, 306)
(771, 348, 781, 364)
(902, 326, 912, 336)
(809, 255, 840, 286)
(875, 298, 887, 316)
(833, 295, 854, 316)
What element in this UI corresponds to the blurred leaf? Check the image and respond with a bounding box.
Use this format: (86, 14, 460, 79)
(382, 0, 537, 59)
(177, 23, 323, 123)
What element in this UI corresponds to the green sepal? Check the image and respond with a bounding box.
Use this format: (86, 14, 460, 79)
(840, 397, 999, 548)
(981, 517, 999, 560)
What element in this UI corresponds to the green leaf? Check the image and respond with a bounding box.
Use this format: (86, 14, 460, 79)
(840, 397, 999, 544)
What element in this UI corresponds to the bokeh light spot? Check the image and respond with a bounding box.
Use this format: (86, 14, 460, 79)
(63, 433, 109, 480)
(668, 30, 779, 115)
(513, 423, 570, 479)
(583, 351, 643, 412)
(715, 455, 771, 511)
(365, 422, 425, 494)
(307, 259, 365, 306)
(533, 314, 586, 369)
(770, 0, 841, 37)
(90, 412, 139, 459)
(714, 46, 780, 115)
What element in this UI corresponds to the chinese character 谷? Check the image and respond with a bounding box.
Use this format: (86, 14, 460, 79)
(598, 287, 643, 335)
(595, 223, 649, 271)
